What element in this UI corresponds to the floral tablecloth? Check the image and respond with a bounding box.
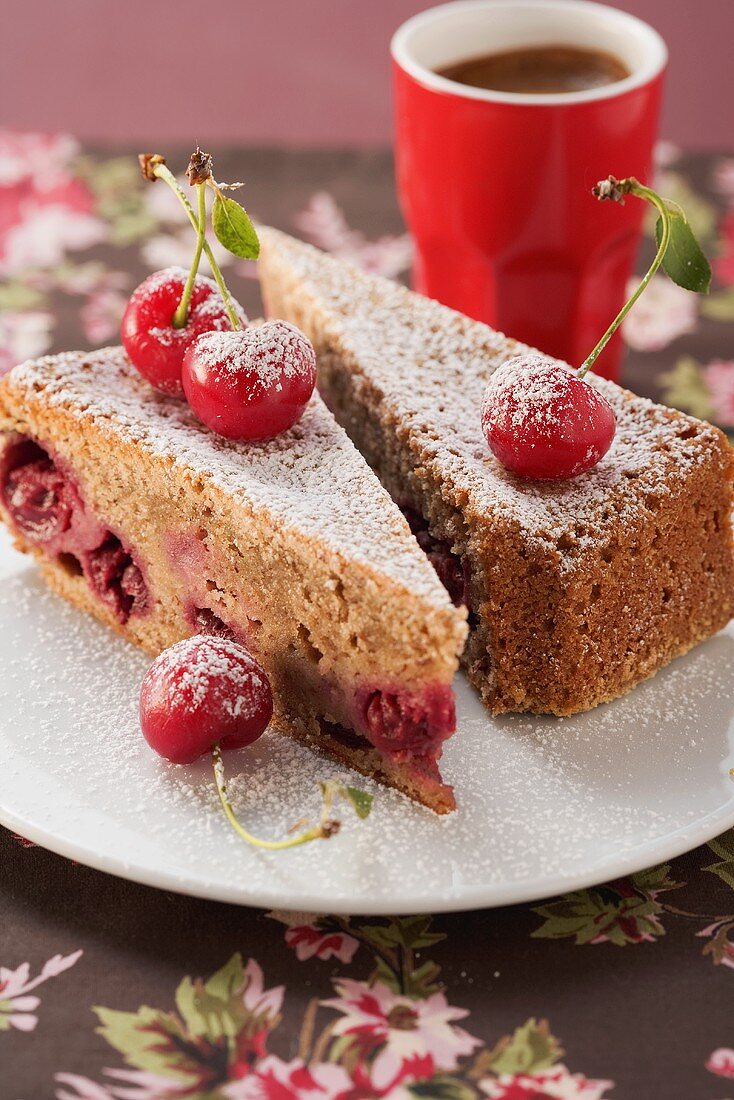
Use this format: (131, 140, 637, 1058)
(1, 132, 734, 1100)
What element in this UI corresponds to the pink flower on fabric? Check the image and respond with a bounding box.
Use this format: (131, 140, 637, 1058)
(0, 129, 105, 276)
(480, 1065, 614, 1099)
(0, 310, 53, 376)
(707, 1048, 734, 1079)
(294, 192, 413, 279)
(285, 923, 359, 963)
(703, 359, 734, 427)
(621, 274, 697, 351)
(713, 157, 734, 198)
(0, 950, 82, 1032)
(716, 210, 734, 286)
(653, 140, 681, 169)
(81, 288, 128, 345)
(323, 979, 480, 1090)
(56, 1068, 186, 1099)
(713, 212, 734, 286)
(0, 201, 105, 276)
(241, 958, 285, 1020)
(223, 1057, 353, 1100)
(0, 131, 80, 187)
(268, 910, 359, 963)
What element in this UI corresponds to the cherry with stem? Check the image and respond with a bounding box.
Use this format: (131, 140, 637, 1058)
(140, 635, 372, 853)
(140, 151, 246, 331)
(481, 175, 712, 481)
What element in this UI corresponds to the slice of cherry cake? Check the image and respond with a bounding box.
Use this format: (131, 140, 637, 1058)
(0, 347, 467, 812)
(258, 226, 734, 716)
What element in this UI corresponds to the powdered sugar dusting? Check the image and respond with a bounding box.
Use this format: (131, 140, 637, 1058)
(146, 635, 267, 720)
(260, 228, 729, 571)
(5, 346, 450, 605)
(190, 321, 315, 393)
(1, 564, 732, 913)
(482, 353, 574, 433)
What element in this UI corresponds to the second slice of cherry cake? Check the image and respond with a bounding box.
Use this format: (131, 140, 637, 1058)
(0, 347, 467, 813)
(258, 227, 734, 716)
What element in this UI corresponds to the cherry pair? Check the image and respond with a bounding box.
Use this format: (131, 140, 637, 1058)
(121, 267, 316, 441)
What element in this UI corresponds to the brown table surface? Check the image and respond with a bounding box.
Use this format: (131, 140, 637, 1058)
(2, 135, 734, 1100)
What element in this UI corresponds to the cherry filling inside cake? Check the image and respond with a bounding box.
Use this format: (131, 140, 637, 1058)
(357, 684, 455, 759)
(0, 433, 456, 802)
(400, 503, 471, 610)
(0, 436, 149, 623)
(170, 531, 456, 775)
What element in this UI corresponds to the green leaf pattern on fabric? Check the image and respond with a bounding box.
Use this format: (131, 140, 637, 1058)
(704, 829, 734, 891)
(531, 865, 682, 946)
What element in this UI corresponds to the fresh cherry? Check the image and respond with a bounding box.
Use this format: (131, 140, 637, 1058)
(481, 354, 616, 480)
(140, 635, 273, 764)
(181, 320, 317, 440)
(121, 267, 248, 395)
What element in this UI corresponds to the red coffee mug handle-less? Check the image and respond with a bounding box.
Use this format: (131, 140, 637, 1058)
(392, 0, 667, 380)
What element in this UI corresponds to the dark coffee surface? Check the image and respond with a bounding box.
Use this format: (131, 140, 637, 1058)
(438, 44, 630, 94)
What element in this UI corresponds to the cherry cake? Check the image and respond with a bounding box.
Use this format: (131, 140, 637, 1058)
(0, 347, 467, 812)
(259, 227, 734, 716)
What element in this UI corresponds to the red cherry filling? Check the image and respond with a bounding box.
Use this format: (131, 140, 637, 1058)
(140, 635, 273, 764)
(121, 267, 248, 396)
(86, 536, 148, 620)
(401, 505, 470, 608)
(360, 684, 456, 759)
(3, 454, 74, 542)
(0, 437, 149, 624)
(481, 353, 616, 480)
(181, 320, 317, 440)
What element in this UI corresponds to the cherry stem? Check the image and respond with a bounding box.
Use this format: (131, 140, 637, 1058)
(578, 177, 671, 379)
(211, 744, 340, 851)
(150, 161, 243, 332)
(172, 183, 206, 329)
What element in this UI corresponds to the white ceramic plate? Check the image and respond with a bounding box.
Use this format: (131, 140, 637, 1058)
(1, 528, 733, 915)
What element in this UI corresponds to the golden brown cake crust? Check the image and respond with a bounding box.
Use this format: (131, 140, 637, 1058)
(0, 347, 467, 813)
(258, 226, 734, 716)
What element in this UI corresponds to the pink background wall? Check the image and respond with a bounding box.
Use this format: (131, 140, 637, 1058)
(3, 0, 732, 149)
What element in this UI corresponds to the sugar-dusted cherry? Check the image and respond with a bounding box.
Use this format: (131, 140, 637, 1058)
(181, 320, 317, 440)
(480, 176, 712, 481)
(121, 267, 247, 395)
(481, 353, 616, 480)
(140, 635, 272, 764)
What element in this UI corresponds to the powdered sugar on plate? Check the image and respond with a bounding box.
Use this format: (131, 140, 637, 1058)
(0, 551, 732, 913)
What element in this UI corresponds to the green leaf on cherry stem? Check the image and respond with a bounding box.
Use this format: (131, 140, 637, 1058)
(212, 194, 260, 260)
(319, 780, 373, 820)
(345, 786, 373, 819)
(655, 209, 711, 294)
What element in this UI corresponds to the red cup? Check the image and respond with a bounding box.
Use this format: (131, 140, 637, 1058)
(391, 0, 667, 379)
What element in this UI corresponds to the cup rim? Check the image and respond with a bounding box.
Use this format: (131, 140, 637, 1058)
(391, 0, 668, 106)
